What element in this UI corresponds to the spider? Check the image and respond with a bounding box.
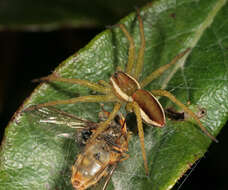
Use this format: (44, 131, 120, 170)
(27, 11, 217, 175)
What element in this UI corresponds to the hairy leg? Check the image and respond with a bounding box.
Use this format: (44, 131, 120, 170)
(151, 89, 218, 142)
(118, 23, 135, 75)
(131, 101, 149, 175)
(87, 102, 122, 147)
(141, 48, 190, 88)
(134, 10, 145, 81)
(98, 80, 112, 88)
(26, 94, 116, 111)
(34, 74, 111, 94)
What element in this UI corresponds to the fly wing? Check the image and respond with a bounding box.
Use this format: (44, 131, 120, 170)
(92, 164, 118, 190)
(23, 106, 98, 142)
(24, 106, 97, 129)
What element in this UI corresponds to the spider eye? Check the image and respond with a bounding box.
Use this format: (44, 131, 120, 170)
(132, 89, 165, 127)
(114, 72, 119, 78)
(110, 72, 141, 102)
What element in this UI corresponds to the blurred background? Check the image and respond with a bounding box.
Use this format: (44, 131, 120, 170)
(0, 0, 227, 189)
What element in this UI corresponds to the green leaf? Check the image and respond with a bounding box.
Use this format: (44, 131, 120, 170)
(0, 0, 149, 31)
(1, 0, 227, 190)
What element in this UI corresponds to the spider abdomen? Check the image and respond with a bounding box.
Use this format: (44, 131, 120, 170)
(132, 89, 165, 127)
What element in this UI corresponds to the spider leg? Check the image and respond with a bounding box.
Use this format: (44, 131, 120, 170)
(151, 89, 218, 143)
(118, 24, 135, 75)
(131, 101, 149, 175)
(98, 80, 111, 88)
(134, 10, 145, 81)
(87, 102, 122, 147)
(33, 74, 111, 94)
(26, 94, 116, 111)
(140, 48, 190, 88)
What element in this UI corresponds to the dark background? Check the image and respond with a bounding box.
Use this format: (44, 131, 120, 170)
(0, 29, 227, 190)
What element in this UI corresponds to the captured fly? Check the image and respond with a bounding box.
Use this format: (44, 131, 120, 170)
(25, 106, 130, 190)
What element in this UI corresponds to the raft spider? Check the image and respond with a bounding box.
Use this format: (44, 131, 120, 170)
(27, 11, 217, 175)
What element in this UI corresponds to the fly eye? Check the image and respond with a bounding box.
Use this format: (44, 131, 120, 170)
(114, 72, 119, 78)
